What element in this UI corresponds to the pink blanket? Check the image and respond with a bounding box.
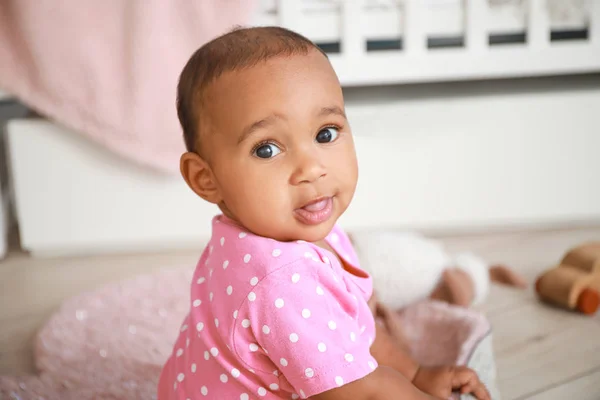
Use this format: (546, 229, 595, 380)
(0, 1, 257, 173)
(0, 267, 499, 400)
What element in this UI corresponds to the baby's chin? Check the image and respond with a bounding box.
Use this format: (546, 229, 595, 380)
(243, 217, 339, 243)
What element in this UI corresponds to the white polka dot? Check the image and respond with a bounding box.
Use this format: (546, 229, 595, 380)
(176, 348, 183, 357)
(273, 370, 279, 376)
(272, 249, 282, 257)
(368, 361, 376, 370)
(173, 382, 177, 390)
(291, 273, 300, 283)
(249, 343, 259, 352)
(304, 252, 312, 258)
(302, 309, 311, 318)
(226, 285, 233, 295)
(177, 373, 185, 382)
(316, 286, 324, 295)
(209, 292, 214, 302)
(197, 277, 206, 284)
(240, 394, 249, 400)
(181, 324, 188, 332)
(300, 390, 306, 399)
(248, 292, 257, 301)
(249, 277, 259, 286)
(242, 319, 251, 328)
(335, 376, 344, 386)
(262, 325, 271, 334)
(209, 245, 214, 254)
(290, 333, 299, 343)
(239, 232, 247, 238)
(318, 342, 327, 352)
(350, 332, 356, 342)
(233, 310, 238, 319)
(222, 260, 229, 269)
(209, 268, 214, 277)
(328, 321, 337, 330)
(220, 374, 228, 383)
(191, 363, 197, 373)
(204, 351, 209, 360)
(220, 237, 225, 246)
(258, 387, 267, 396)
(275, 298, 284, 308)
(305, 368, 314, 378)
(196, 322, 204, 332)
(193, 299, 201, 307)
(244, 254, 251, 263)
(345, 353, 354, 362)
(186, 338, 190, 347)
(201, 386, 208, 395)
(270, 383, 279, 391)
(280, 358, 288, 367)
(231, 368, 240, 378)
(360, 325, 366, 333)
(214, 318, 219, 327)
(292, 394, 299, 400)
(210, 347, 219, 357)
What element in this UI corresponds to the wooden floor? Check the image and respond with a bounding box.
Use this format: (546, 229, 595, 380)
(1, 226, 599, 399)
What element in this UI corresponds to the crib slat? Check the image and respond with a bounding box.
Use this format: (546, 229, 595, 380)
(341, 0, 365, 58)
(277, 0, 303, 32)
(592, 0, 600, 46)
(528, 0, 550, 49)
(465, 0, 488, 53)
(404, 0, 426, 55)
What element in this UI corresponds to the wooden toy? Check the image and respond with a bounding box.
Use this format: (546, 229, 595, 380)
(535, 242, 600, 315)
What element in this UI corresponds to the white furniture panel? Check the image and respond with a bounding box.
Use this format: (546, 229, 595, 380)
(7, 83, 600, 257)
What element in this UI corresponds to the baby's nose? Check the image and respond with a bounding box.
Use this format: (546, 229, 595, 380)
(290, 151, 327, 185)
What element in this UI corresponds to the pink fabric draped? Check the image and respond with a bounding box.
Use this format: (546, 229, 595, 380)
(0, 1, 257, 173)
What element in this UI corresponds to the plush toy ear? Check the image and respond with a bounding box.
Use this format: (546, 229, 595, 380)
(180, 152, 222, 204)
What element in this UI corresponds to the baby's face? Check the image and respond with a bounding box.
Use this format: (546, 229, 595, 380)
(200, 50, 358, 242)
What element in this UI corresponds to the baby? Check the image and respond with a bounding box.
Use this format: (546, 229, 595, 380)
(158, 27, 490, 400)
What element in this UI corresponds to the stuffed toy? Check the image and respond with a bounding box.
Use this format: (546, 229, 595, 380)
(350, 230, 527, 311)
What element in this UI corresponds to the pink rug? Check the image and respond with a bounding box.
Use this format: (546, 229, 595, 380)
(0, 267, 499, 399)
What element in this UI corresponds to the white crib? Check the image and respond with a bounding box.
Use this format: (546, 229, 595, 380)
(253, 0, 600, 85)
(5, 0, 600, 257)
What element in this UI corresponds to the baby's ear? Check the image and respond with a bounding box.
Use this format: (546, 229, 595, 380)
(180, 152, 221, 204)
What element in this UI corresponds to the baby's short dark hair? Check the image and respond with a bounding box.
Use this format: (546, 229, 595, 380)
(177, 26, 327, 153)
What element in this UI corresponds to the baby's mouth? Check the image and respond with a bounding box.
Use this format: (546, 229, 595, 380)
(294, 196, 334, 225)
(301, 197, 329, 212)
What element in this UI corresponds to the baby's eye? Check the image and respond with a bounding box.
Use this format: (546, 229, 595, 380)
(254, 143, 281, 159)
(316, 127, 339, 144)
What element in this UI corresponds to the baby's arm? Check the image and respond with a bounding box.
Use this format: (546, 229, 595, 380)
(370, 312, 420, 381)
(312, 366, 436, 400)
(368, 295, 490, 400)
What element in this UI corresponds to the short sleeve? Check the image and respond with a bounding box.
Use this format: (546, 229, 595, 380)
(234, 258, 378, 398)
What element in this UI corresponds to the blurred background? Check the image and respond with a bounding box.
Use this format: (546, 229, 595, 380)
(1, 1, 599, 398)
(0, 0, 599, 258)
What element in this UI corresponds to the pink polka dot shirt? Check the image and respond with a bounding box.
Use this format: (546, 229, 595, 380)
(158, 215, 378, 399)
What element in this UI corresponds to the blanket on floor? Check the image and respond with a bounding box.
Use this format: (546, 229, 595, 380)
(0, 267, 500, 399)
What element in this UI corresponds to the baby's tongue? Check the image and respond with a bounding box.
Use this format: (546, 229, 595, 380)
(303, 199, 328, 212)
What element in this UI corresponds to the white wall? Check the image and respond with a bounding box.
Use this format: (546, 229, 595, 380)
(7, 75, 600, 257)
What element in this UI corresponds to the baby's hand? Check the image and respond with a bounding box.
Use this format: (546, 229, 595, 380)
(412, 365, 490, 400)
